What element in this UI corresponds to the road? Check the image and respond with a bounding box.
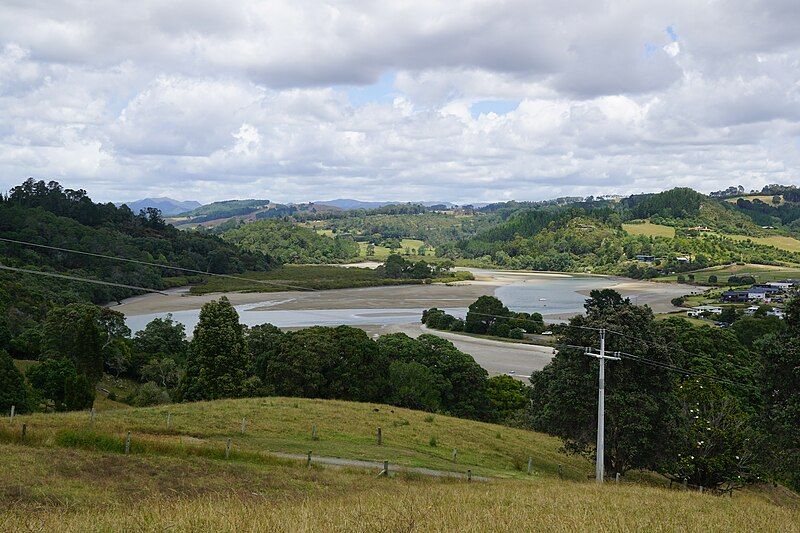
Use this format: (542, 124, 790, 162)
(362, 323, 555, 380)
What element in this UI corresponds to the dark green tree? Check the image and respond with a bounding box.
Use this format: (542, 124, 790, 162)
(529, 292, 680, 475)
(465, 296, 509, 334)
(0, 349, 28, 413)
(41, 304, 104, 384)
(486, 374, 530, 422)
(27, 358, 94, 411)
(180, 297, 250, 401)
(386, 360, 441, 411)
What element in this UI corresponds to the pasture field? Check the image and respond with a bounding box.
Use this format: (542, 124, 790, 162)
(659, 263, 800, 285)
(725, 194, 784, 205)
(1, 398, 798, 532)
(622, 222, 676, 238)
(357, 238, 434, 259)
(3, 397, 588, 479)
(722, 233, 800, 253)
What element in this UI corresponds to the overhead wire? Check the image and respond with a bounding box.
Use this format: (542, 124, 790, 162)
(0, 264, 168, 295)
(0, 236, 316, 292)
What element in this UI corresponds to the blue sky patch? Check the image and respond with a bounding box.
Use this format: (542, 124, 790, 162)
(666, 25, 678, 42)
(344, 72, 397, 107)
(470, 99, 520, 117)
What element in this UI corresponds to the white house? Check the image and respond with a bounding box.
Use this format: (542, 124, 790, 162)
(687, 305, 722, 317)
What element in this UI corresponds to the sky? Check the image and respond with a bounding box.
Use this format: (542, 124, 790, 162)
(0, 0, 799, 204)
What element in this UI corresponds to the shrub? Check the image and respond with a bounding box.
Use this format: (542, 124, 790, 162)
(508, 328, 525, 340)
(132, 382, 171, 407)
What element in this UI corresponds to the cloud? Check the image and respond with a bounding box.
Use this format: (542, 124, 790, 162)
(0, 0, 798, 203)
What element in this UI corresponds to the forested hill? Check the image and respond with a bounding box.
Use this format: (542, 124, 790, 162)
(440, 188, 800, 274)
(0, 179, 277, 338)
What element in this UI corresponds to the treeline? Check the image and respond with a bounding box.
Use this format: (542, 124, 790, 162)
(422, 295, 545, 339)
(526, 289, 799, 492)
(0, 298, 528, 425)
(0, 180, 276, 357)
(219, 219, 360, 264)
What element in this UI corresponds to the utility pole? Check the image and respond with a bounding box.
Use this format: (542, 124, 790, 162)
(585, 329, 620, 483)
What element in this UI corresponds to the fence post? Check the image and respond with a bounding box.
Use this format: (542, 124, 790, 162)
(700, 486, 704, 494)
(311, 425, 318, 441)
(376, 427, 382, 446)
(383, 460, 389, 477)
(225, 438, 232, 459)
(527, 457, 533, 475)
(683, 478, 688, 490)
(452, 449, 457, 462)
(124, 431, 131, 454)
(21, 424, 26, 438)
(240, 417, 247, 434)
(90, 407, 96, 425)
(558, 464, 563, 479)
(167, 413, 172, 430)
(307, 451, 312, 467)
(467, 469, 472, 482)
(9, 405, 14, 423)
(615, 473, 620, 484)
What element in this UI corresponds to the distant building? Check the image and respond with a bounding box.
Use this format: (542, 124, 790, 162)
(635, 254, 656, 263)
(767, 309, 785, 319)
(675, 256, 690, 263)
(687, 305, 722, 317)
(748, 286, 781, 301)
(766, 280, 799, 289)
(745, 305, 761, 315)
(722, 290, 749, 303)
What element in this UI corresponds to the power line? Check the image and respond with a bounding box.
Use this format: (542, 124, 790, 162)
(0, 264, 168, 295)
(0, 236, 315, 291)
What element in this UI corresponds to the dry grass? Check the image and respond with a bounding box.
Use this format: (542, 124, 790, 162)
(1, 440, 796, 532)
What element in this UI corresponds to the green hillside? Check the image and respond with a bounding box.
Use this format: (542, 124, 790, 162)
(2, 398, 797, 531)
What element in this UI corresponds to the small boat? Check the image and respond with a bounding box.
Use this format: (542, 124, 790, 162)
(538, 297, 547, 301)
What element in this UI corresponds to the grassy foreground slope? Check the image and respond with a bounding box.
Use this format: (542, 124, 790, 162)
(1, 444, 797, 532)
(4, 397, 588, 479)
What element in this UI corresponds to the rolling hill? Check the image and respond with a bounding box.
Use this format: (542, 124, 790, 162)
(2, 397, 797, 530)
(117, 197, 201, 216)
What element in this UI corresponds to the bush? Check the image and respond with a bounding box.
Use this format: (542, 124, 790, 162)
(708, 274, 718, 283)
(132, 382, 171, 407)
(508, 328, 525, 340)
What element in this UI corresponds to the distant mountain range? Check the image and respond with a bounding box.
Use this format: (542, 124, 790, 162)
(314, 199, 458, 210)
(118, 197, 202, 216)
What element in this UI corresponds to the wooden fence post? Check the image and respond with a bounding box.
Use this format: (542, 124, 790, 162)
(383, 460, 389, 477)
(467, 469, 472, 482)
(166, 413, 172, 430)
(452, 449, 457, 462)
(683, 478, 688, 490)
(558, 464, 563, 479)
(225, 438, 232, 459)
(240, 417, 247, 434)
(90, 407, 96, 425)
(615, 473, 620, 484)
(307, 451, 312, 467)
(21, 424, 26, 438)
(9, 405, 14, 423)
(376, 427, 382, 446)
(311, 425, 318, 441)
(124, 431, 131, 454)
(527, 457, 533, 475)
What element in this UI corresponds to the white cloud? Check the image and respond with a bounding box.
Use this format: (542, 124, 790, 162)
(0, 0, 799, 203)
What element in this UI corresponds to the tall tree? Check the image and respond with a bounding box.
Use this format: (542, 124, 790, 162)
(180, 297, 250, 401)
(0, 349, 28, 413)
(465, 295, 509, 334)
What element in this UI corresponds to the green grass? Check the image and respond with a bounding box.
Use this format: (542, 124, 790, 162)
(659, 263, 800, 285)
(722, 233, 800, 253)
(622, 222, 676, 238)
(358, 238, 435, 259)
(5, 397, 587, 480)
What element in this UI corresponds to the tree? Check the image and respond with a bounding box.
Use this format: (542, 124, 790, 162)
(708, 274, 718, 284)
(382, 254, 407, 278)
(465, 296, 509, 334)
(258, 326, 384, 402)
(141, 357, 181, 389)
(41, 304, 105, 384)
(26, 358, 94, 411)
(529, 293, 680, 475)
(386, 360, 441, 411)
(755, 321, 800, 491)
(132, 382, 171, 407)
(486, 375, 530, 422)
(180, 297, 251, 401)
(133, 314, 188, 363)
(0, 349, 28, 413)
(247, 323, 284, 379)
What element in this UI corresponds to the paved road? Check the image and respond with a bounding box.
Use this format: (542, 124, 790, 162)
(271, 451, 488, 481)
(364, 323, 555, 380)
